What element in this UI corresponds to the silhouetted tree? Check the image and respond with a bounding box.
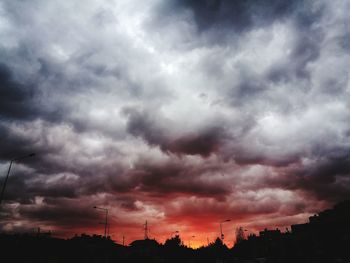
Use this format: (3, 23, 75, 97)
(207, 237, 227, 250)
(213, 237, 224, 247)
(164, 234, 182, 248)
(235, 226, 245, 244)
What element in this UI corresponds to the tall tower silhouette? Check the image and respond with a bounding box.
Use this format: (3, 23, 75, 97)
(144, 220, 149, 240)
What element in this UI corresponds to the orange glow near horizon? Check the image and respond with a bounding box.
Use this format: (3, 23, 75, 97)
(47, 219, 298, 249)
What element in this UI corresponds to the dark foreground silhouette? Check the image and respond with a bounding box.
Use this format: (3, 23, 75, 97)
(1, 200, 349, 263)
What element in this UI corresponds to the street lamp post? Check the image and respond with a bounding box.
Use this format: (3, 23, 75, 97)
(93, 206, 108, 238)
(220, 219, 231, 242)
(0, 153, 35, 205)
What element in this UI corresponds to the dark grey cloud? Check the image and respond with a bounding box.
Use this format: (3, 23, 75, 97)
(0, 63, 39, 120)
(124, 107, 226, 157)
(18, 202, 99, 228)
(0, 124, 36, 160)
(161, 0, 309, 33)
(0, 57, 73, 128)
(283, 151, 350, 201)
(121, 157, 231, 198)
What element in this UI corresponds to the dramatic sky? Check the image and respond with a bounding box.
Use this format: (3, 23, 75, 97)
(1, 0, 350, 247)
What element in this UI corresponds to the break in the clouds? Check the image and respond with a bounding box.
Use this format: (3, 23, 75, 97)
(1, 0, 350, 246)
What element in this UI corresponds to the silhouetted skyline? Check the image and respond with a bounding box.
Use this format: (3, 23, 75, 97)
(1, 0, 350, 246)
(1, 201, 349, 262)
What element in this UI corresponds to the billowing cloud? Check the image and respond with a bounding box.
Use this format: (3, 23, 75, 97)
(1, 0, 350, 247)
(124, 107, 225, 157)
(164, 0, 304, 32)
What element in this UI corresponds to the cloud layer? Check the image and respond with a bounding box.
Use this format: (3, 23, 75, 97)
(1, 0, 350, 246)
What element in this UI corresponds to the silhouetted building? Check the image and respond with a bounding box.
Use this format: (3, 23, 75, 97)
(259, 228, 281, 239)
(129, 238, 159, 250)
(291, 223, 309, 234)
(233, 200, 350, 263)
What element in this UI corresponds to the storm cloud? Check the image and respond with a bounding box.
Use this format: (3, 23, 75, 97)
(1, 0, 350, 246)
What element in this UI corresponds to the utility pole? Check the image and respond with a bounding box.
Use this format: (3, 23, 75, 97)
(104, 210, 108, 237)
(123, 235, 125, 246)
(220, 219, 231, 242)
(144, 220, 149, 239)
(93, 206, 108, 238)
(220, 223, 223, 240)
